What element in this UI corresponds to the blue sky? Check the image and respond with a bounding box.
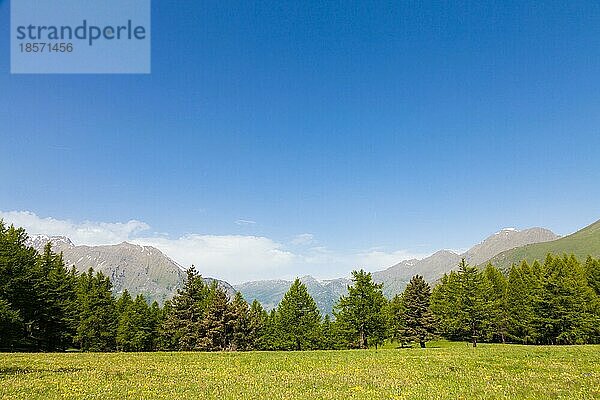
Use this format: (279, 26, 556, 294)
(1, 1, 599, 283)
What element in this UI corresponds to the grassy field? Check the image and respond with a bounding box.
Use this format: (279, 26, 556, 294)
(1, 342, 598, 399)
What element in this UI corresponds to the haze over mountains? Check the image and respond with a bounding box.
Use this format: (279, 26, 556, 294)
(27, 221, 590, 315)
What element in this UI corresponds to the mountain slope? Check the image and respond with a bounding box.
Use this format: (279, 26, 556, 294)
(372, 250, 462, 297)
(27, 235, 235, 304)
(237, 225, 559, 313)
(373, 227, 558, 296)
(487, 219, 600, 269)
(235, 276, 351, 316)
(464, 227, 560, 265)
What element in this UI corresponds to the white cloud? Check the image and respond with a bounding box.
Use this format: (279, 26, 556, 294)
(0, 210, 295, 283)
(291, 233, 314, 245)
(0, 210, 430, 283)
(353, 249, 429, 270)
(235, 219, 256, 226)
(0, 210, 149, 245)
(132, 235, 295, 283)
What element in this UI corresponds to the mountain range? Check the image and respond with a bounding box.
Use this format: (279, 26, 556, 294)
(235, 226, 559, 314)
(26, 219, 600, 315)
(26, 235, 235, 304)
(487, 219, 600, 269)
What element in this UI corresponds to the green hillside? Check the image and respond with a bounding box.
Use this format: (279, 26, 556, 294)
(486, 219, 600, 269)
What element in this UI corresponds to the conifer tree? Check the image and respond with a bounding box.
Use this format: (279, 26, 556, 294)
(506, 261, 539, 343)
(116, 289, 133, 317)
(391, 275, 435, 348)
(482, 264, 509, 343)
(117, 294, 153, 351)
(258, 309, 278, 350)
(247, 300, 268, 350)
(161, 266, 211, 350)
(0, 222, 39, 348)
(0, 299, 21, 349)
(30, 243, 78, 350)
(148, 300, 163, 350)
(74, 268, 117, 351)
(275, 278, 322, 350)
(456, 259, 487, 347)
(200, 282, 230, 351)
(430, 271, 462, 340)
(334, 269, 387, 349)
(538, 255, 599, 344)
(585, 256, 600, 296)
(228, 292, 251, 351)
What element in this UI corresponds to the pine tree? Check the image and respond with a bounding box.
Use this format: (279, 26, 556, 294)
(148, 300, 163, 351)
(228, 292, 251, 351)
(116, 289, 133, 317)
(74, 268, 117, 351)
(247, 300, 268, 350)
(161, 266, 210, 350)
(117, 294, 153, 351)
(0, 222, 39, 348)
(333, 269, 388, 349)
(31, 243, 78, 351)
(200, 282, 230, 351)
(275, 278, 322, 350)
(391, 275, 435, 348)
(258, 309, 278, 350)
(0, 299, 21, 349)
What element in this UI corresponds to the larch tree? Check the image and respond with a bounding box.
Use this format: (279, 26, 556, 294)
(275, 278, 322, 350)
(334, 269, 388, 349)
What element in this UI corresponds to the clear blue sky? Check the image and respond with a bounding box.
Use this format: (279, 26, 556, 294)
(1, 1, 599, 282)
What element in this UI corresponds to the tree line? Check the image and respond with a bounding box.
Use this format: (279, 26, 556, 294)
(1, 221, 599, 351)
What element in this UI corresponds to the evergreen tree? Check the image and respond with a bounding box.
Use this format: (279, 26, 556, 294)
(585, 256, 600, 296)
(228, 292, 251, 351)
(248, 300, 268, 350)
(0, 299, 21, 349)
(456, 259, 487, 347)
(161, 266, 210, 350)
(333, 269, 387, 349)
(482, 264, 509, 343)
(117, 294, 153, 351)
(258, 309, 278, 350)
(430, 271, 462, 340)
(538, 255, 599, 344)
(391, 275, 435, 348)
(0, 222, 39, 348)
(74, 268, 117, 351)
(31, 243, 78, 350)
(200, 282, 230, 351)
(148, 300, 164, 351)
(275, 278, 322, 350)
(116, 289, 133, 317)
(506, 261, 540, 343)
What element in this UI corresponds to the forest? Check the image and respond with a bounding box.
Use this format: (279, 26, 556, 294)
(1, 221, 599, 352)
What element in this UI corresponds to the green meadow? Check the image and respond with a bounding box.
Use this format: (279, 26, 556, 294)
(1, 342, 598, 400)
